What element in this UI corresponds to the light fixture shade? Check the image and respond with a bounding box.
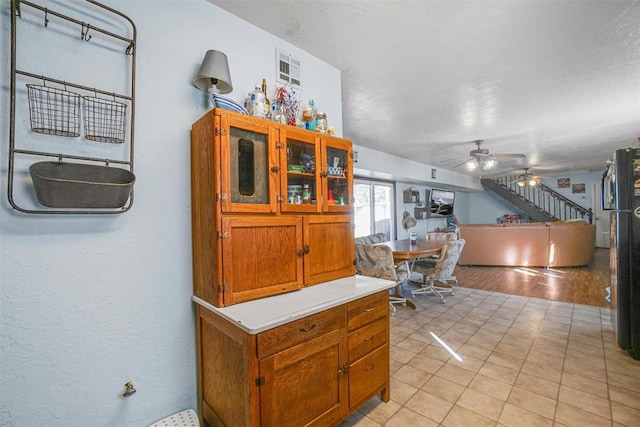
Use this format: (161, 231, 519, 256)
(484, 159, 496, 170)
(402, 211, 417, 231)
(466, 161, 478, 171)
(194, 50, 233, 94)
(467, 157, 497, 172)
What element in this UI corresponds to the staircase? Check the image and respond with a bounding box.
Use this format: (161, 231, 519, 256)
(482, 176, 593, 223)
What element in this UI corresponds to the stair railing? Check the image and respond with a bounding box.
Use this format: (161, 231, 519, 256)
(491, 176, 593, 223)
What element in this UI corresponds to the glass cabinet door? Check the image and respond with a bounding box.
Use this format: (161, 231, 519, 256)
(219, 111, 279, 213)
(280, 127, 321, 213)
(323, 136, 353, 213)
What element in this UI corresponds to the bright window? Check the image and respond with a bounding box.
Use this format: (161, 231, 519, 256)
(354, 179, 395, 240)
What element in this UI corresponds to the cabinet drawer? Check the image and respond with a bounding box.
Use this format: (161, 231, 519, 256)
(257, 305, 346, 358)
(347, 291, 387, 331)
(348, 344, 389, 409)
(348, 317, 388, 363)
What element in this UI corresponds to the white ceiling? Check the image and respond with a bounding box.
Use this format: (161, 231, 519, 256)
(210, 0, 640, 178)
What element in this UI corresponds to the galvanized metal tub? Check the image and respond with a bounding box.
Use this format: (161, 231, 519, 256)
(29, 161, 135, 208)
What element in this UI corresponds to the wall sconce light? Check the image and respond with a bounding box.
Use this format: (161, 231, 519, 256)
(194, 50, 233, 108)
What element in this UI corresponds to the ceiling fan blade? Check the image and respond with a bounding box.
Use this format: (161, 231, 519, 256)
(440, 156, 470, 163)
(491, 153, 526, 158)
(452, 158, 474, 169)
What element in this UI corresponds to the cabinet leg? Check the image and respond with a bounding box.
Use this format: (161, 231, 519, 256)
(380, 382, 390, 403)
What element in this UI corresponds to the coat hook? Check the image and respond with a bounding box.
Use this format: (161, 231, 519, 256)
(44, 9, 49, 27)
(125, 42, 134, 56)
(81, 23, 92, 41)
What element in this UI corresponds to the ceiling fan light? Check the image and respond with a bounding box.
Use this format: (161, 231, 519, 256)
(482, 158, 496, 170)
(529, 178, 537, 186)
(517, 180, 526, 187)
(466, 161, 477, 171)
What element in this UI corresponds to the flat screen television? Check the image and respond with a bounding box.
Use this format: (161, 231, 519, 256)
(429, 189, 455, 217)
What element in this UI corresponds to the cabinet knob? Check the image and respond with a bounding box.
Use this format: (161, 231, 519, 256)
(303, 245, 310, 254)
(320, 171, 328, 178)
(271, 166, 280, 173)
(297, 249, 304, 257)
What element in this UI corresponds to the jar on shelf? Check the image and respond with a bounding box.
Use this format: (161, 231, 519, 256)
(302, 184, 311, 203)
(315, 112, 327, 134)
(250, 84, 266, 118)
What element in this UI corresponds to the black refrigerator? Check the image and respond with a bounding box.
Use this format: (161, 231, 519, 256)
(603, 147, 640, 360)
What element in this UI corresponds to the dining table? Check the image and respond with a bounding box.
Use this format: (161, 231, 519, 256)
(375, 239, 444, 297)
(377, 239, 443, 262)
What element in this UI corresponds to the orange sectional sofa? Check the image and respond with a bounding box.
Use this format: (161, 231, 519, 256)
(458, 222, 596, 267)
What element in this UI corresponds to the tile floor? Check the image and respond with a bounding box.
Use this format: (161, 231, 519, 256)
(341, 286, 640, 426)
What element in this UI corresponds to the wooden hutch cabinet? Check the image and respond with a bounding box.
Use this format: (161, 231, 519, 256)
(191, 108, 355, 307)
(191, 109, 391, 427)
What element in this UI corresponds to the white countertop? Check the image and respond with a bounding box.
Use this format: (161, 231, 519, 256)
(192, 275, 395, 334)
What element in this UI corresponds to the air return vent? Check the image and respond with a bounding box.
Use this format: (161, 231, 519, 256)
(276, 48, 301, 88)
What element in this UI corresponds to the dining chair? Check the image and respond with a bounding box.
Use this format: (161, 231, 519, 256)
(426, 231, 457, 242)
(355, 232, 387, 245)
(420, 231, 458, 265)
(423, 231, 460, 278)
(355, 243, 416, 315)
(411, 239, 465, 303)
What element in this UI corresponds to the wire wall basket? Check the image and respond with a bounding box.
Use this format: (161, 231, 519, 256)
(83, 96, 127, 144)
(26, 84, 81, 137)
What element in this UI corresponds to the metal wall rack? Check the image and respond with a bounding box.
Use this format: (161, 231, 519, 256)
(8, 0, 137, 214)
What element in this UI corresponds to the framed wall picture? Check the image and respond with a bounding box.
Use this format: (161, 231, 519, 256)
(557, 178, 570, 188)
(572, 183, 585, 194)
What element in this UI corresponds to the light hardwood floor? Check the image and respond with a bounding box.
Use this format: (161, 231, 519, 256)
(452, 248, 611, 307)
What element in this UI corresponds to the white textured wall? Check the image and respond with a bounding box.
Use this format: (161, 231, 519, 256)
(0, 0, 342, 425)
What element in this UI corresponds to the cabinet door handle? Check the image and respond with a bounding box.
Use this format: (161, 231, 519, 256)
(364, 335, 374, 342)
(271, 166, 280, 173)
(320, 171, 328, 178)
(303, 245, 310, 254)
(364, 364, 376, 372)
(299, 323, 316, 333)
(297, 249, 304, 257)
(363, 306, 375, 312)
(338, 363, 350, 374)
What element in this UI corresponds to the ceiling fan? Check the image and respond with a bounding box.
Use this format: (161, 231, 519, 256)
(513, 167, 549, 187)
(443, 140, 526, 172)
